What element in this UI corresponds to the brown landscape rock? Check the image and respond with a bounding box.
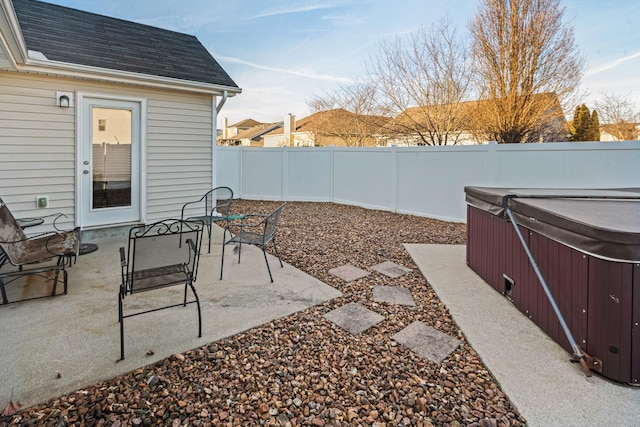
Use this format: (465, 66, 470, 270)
(0, 201, 525, 426)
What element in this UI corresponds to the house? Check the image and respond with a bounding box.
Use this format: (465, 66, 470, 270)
(599, 123, 640, 141)
(263, 110, 391, 147)
(0, 0, 240, 231)
(219, 120, 283, 146)
(263, 114, 314, 147)
(220, 118, 262, 140)
(384, 92, 569, 146)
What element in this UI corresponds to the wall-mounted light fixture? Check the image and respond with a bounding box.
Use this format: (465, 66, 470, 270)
(59, 95, 70, 108)
(56, 91, 74, 108)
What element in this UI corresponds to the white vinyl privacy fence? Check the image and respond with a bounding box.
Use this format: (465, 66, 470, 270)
(215, 141, 640, 223)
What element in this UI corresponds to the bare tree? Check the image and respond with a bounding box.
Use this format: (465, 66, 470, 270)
(307, 81, 390, 147)
(594, 92, 639, 141)
(469, 0, 584, 143)
(368, 17, 473, 146)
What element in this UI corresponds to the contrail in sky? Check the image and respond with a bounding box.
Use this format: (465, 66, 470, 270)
(252, 2, 342, 19)
(585, 51, 640, 77)
(216, 54, 352, 83)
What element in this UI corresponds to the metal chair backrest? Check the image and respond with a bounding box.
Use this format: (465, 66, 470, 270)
(204, 187, 233, 217)
(262, 203, 286, 245)
(0, 198, 30, 265)
(123, 220, 203, 294)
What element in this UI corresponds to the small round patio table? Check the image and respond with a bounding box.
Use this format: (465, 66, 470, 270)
(78, 243, 99, 256)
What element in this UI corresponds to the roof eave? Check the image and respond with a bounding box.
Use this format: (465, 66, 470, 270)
(18, 57, 242, 96)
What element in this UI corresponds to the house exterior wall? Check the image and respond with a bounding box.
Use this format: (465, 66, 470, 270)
(0, 72, 215, 229)
(383, 130, 483, 146)
(600, 130, 640, 142)
(263, 131, 315, 147)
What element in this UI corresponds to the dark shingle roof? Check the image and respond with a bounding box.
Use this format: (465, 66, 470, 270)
(12, 0, 238, 88)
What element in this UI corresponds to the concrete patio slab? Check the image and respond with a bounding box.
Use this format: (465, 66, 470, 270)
(404, 243, 640, 427)
(0, 225, 341, 409)
(392, 321, 461, 364)
(328, 264, 371, 282)
(323, 302, 384, 334)
(372, 285, 416, 306)
(370, 260, 412, 278)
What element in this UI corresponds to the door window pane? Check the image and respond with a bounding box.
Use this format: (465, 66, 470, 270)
(92, 108, 132, 209)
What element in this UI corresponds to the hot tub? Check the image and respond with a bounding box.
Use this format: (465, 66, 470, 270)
(464, 186, 640, 384)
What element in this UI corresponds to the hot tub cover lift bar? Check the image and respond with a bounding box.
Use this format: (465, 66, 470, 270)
(501, 194, 606, 377)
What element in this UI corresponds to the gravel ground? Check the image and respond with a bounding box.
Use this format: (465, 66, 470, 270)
(1, 201, 526, 427)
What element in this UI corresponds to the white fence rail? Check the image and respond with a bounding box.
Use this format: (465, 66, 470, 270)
(215, 141, 640, 222)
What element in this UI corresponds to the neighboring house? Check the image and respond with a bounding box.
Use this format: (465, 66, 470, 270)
(264, 110, 391, 147)
(219, 121, 283, 147)
(0, 0, 240, 231)
(263, 114, 314, 147)
(220, 118, 262, 140)
(383, 92, 569, 146)
(599, 123, 640, 141)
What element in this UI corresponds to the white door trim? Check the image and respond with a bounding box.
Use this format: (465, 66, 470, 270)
(76, 92, 147, 228)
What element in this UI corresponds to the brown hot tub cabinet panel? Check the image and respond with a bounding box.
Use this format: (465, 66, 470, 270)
(633, 265, 640, 385)
(587, 260, 635, 383)
(465, 186, 640, 384)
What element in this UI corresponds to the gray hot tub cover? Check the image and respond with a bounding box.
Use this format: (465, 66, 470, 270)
(464, 187, 640, 263)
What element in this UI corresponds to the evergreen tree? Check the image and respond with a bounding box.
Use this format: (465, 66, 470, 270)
(574, 104, 582, 140)
(571, 104, 601, 141)
(588, 110, 601, 141)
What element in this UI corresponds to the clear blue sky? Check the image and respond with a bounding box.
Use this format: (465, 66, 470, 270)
(43, 0, 640, 127)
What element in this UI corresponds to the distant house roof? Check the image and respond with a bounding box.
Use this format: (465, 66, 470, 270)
(222, 122, 283, 146)
(266, 109, 391, 136)
(394, 92, 566, 132)
(230, 118, 262, 129)
(235, 122, 283, 140)
(6, 0, 238, 91)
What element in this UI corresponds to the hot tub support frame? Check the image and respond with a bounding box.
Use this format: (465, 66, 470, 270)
(502, 194, 604, 377)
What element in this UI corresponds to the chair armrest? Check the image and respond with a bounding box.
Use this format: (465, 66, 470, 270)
(180, 200, 197, 221)
(234, 213, 268, 227)
(180, 194, 209, 220)
(119, 247, 127, 293)
(184, 238, 198, 280)
(224, 218, 268, 241)
(242, 213, 269, 220)
(1, 230, 63, 244)
(44, 229, 80, 257)
(51, 213, 69, 231)
(226, 220, 265, 234)
(185, 238, 198, 263)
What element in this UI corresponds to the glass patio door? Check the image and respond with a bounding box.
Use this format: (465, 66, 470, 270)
(79, 97, 141, 227)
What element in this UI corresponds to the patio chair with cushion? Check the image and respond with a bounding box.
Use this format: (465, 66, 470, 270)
(0, 197, 79, 305)
(180, 186, 238, 253)
(118, 219, 204, 360)
(220, 202, 286, 283)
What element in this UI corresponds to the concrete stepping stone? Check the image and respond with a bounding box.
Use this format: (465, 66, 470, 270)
(372, 285, 416, 306)
(323, 302, 385, 334)
(370, 261, 412, 278)
(392, 321, 461, 364)
(328, 264, 371, 282)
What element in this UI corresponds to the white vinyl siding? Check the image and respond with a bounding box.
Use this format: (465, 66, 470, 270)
(0, 74, 77, 230)
(145, 96, 213, 223)
(0, 72, 215, 229)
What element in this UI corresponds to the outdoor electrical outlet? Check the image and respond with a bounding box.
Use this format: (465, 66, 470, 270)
(36, 195, 49, 209)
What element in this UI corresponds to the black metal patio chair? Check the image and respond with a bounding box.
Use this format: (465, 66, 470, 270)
(118, 219, 204, 360)
(220, 202, 286, 283)
(0, 197, 79, 305)
(180, 186, 236, 253)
